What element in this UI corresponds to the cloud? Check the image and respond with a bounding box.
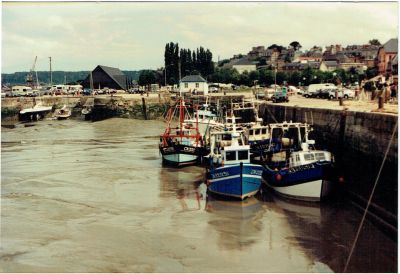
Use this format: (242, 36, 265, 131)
(1, 2, 398, 73)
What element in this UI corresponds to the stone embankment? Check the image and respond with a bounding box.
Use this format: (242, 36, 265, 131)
(261, 102, 397, 235)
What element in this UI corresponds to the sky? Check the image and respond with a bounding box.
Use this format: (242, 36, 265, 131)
(1, 1, 398, 73)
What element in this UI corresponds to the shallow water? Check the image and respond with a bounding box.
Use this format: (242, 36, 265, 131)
(1, 118, 396, 272)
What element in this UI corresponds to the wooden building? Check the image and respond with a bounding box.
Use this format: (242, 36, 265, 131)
(82, 65, 127, 90)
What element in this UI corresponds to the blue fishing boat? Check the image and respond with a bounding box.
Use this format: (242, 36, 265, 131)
(205, 116, 263, 200)
(261, 121, 335, 201)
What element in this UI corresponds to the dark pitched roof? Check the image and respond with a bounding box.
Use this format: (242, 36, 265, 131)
(323, 61, 338, 67)
(307, 61, 321, 69)
(383, 38, 398, 53)
(97, 65, 126, 89)
(232, 57, 256, 66)
(335, 52, 351, 63)
(180, 75, 207, 83)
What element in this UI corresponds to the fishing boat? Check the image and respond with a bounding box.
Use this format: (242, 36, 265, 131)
(159, 97, 208, 167)
(261, 121, 335, 202)
(230, 99, 271, 161)
(19, 101, 53, 121)
(205, 116, 263, 200)
(54, 105, 72, 120)
(184, 100, 224, 137)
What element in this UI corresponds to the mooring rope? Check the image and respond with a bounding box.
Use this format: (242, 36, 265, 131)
(343, 119, 398, 273)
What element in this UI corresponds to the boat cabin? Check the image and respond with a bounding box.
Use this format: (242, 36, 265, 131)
(223, 145, 251, 165)
(246, 125, 270, 142)
(289, 150, 332, 168)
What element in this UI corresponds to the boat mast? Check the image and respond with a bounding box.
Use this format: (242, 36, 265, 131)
(179, 97, 184, 141)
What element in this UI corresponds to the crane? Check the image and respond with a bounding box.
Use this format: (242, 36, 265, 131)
(26, 56, 39, 88)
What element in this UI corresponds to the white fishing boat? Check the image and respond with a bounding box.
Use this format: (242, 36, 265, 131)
(184, 98, 224, 137)
(261, 121, 336, 201)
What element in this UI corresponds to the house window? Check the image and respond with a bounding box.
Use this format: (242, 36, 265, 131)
(184, 83, 188, 88)
(195, 83, 199, 88)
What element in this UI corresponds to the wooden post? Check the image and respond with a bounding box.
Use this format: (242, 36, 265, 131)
(339, 97, 343, 106)
(378, 96, 384, 109)
(142, 97, 147, 120)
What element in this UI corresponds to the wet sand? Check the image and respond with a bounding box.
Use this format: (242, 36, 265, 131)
(1, 118, 396, 272)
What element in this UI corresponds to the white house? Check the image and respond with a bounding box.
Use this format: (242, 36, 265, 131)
(179, 75, 208, 95)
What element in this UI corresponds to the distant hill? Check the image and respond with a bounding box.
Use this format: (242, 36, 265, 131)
(2, 70, 141, 86)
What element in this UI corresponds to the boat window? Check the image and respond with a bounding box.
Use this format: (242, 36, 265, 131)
(304, 153, 315, 161)
(255, 129, 260, 135)
(225, 151, 236, 161)
(222, 134, 232, 141)
(296, 154, 300, 162)
(262, 128, 267, 134)
(238, 150, 248, 160)
(315, 152, 326, 160)
(249, 129, 253, 135)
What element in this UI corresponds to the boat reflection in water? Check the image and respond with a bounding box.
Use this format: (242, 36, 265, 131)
(158, 166, 206, 211)
(205, 195, 264, 250)
(266, 193, 397, 273)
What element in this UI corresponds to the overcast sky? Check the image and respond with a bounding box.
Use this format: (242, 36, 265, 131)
(2, 1, 398, 73)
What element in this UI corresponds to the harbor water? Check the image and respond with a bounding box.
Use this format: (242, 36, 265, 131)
(1, 118, 396, 272)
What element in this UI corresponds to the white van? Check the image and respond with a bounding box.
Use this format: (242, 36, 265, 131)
(11, 86, 33, 97)
(304, 83, 336, 97)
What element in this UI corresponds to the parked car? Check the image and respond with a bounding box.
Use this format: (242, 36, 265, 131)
(209, 86, 219, 93)
(328, 89, 355, 99)
(255, 90, 265, 99)
(315, 88, 331, 99)
(271, 91, 289, 103)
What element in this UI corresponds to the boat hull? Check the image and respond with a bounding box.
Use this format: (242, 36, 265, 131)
(162, 153, 199, 167)
(262, 161, 334, 201)
(56, 115, 71, 120)
(207, 163, 263, 200)
(160, 143, 207, 167)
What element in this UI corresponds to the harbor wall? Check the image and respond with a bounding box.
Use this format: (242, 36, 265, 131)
(260, 103, 398, 224)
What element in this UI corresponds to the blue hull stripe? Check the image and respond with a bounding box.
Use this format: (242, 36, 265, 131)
(207, 164, 263, 199)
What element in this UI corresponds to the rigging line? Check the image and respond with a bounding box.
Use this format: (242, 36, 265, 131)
(343, 119, 398, 273)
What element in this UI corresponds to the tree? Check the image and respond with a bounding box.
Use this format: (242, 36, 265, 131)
(138, 70, 156, 86)
(258, 69, 274, 85)
(267, 44, 285, 52)
(369, 39, 381, 46)
(289, 41, 302, 51)
(249, 70, 260, 86)
(366, 67, 378, 79)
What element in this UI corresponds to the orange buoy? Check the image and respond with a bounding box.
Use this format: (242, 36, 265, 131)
(338, 176, 345, 184)
(276, 174, 282, 182)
